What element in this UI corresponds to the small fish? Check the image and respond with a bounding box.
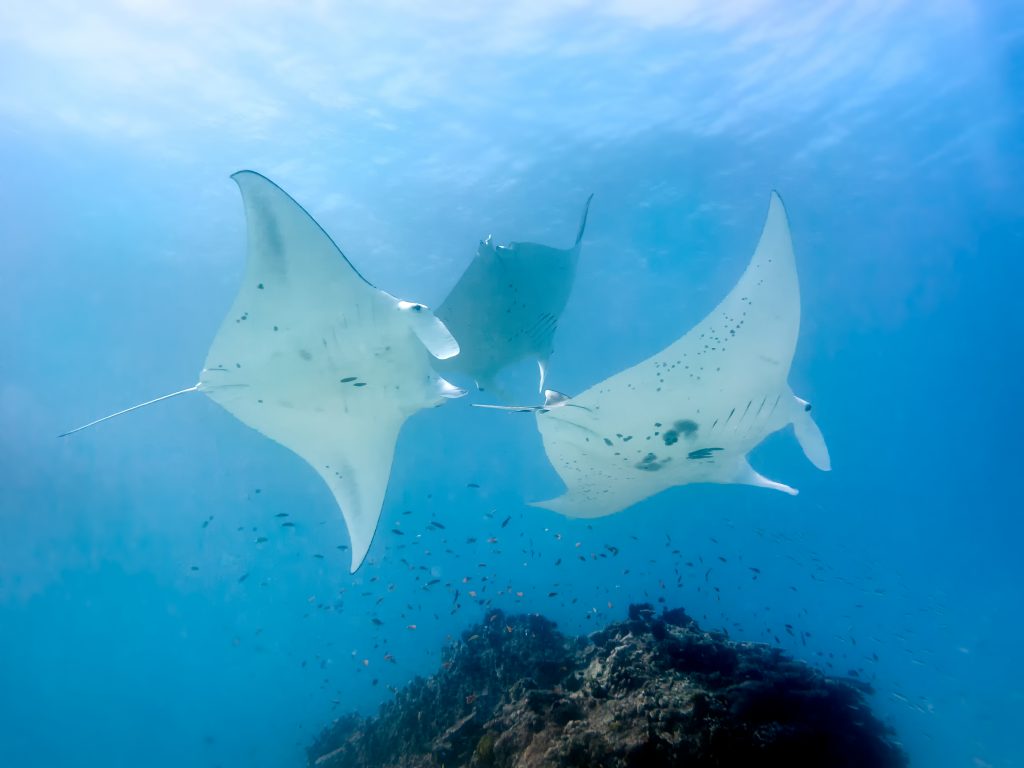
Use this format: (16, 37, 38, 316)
(274, 513, 289, 518)
(391, 528, 405, 536)
(238, 573, 249, 583)
(467, 482, 480, 488)
(256, 537, 268, 543)
(281, 522, 295, 528)
(406, 624, 417, 630)
(371, 618, 383, 626)
(500, 516, 511, 528)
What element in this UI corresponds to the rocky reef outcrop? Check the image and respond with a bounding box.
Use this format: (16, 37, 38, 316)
(308, 604, 906, 767)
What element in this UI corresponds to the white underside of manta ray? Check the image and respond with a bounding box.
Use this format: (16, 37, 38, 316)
(433, 195, 592, 394)
(479, 192, 830, 518)
(62, 171, 466, 571)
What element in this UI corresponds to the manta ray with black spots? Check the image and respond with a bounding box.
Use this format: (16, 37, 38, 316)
(433, 195, 592, 394)
(478, 192, 830, 518)
(62, 171, 466, 570)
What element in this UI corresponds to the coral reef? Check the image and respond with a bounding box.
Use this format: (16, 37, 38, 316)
(308, 604, 906, 767)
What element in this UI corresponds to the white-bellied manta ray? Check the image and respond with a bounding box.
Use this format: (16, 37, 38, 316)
(476, 192, 830, 518)
(61, 171, 466, 571)
(432, 195, 592, 394)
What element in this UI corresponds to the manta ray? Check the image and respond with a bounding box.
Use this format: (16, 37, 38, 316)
(478, 192, 830, 518)
(62, 171, 466, 571)
(433, 195, 592, 394)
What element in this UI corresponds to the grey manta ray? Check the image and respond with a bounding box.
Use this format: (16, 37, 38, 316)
(478, 192, 830, 518)
(433, 195, 592, 394)
(62, 171, 466, 571)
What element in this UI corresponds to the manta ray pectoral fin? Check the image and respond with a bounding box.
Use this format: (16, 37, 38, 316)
(396, 301, 460, 360)
(531, 484, 650, 519)
(574, 194, 594, 248)
(792, 397, 831, 471)
(736, 462, 798, 496)
(529, 495, 573, 515)
(58, 384, 200, 437)
(530, 493, 597, 518)
(299, 416, 403, 573)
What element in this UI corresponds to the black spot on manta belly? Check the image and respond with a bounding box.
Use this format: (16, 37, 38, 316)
(635, 452, 669, 472)
(675, 419, 698, 437)
(687, 447, 723, 460)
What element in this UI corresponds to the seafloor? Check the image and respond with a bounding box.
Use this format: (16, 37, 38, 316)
(308, 604, 906, 767)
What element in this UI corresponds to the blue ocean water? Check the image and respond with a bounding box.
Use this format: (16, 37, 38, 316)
(1, 2, 1021, 766)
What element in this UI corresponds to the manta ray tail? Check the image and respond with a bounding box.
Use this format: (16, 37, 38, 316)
(792, 397, 831, 471)
(58, 384, 200, 437)
(574, 194, 594, 248)
(471, 388, 574, 413)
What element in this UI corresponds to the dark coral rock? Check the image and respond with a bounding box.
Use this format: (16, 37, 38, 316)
(308, 605, 907, 768)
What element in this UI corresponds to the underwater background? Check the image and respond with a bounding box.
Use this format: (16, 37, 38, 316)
(1, 2, 1021, 766)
